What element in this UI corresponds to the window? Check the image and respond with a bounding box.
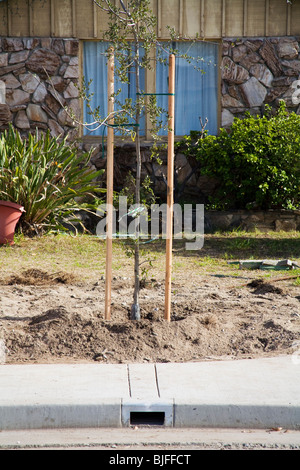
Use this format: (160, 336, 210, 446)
(83, 41, 219, 138)
(156, 41, 219, 135)
(83, 41, 146, 136)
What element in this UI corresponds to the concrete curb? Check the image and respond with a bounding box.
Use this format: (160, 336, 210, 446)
(173, 402, 300, 429)
(0, 400, 123, 429)
(0, 356, 299, 430)
(1, 401, 299, 430)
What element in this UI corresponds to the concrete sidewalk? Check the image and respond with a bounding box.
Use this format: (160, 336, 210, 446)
(0, 355, 299, 430)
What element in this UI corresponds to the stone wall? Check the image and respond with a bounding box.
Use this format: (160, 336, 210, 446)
(83, 141, 219, 204)
(221, 36, 300, 127)
(205, 209, 300, 233)
(0, 37, 80, 138)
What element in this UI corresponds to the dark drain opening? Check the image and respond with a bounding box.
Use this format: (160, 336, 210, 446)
(130, 411, 165, 426)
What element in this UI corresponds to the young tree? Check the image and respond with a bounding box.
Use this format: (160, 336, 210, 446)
(91, 0, 171, 320)
(89, 1, 206, 320)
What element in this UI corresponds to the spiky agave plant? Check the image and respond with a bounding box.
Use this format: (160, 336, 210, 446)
(0, 125, 104, 234)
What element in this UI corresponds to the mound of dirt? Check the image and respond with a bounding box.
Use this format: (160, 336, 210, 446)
(247, 279, 285, 295)
(0, 270, 299, 364)
(3, 269, 77, 286)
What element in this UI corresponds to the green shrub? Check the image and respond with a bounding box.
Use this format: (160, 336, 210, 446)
(0, 125, 104, 234)
(178, 102, 300, 210)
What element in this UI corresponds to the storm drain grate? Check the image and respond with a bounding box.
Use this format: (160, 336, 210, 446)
(130, 411, 165, 426)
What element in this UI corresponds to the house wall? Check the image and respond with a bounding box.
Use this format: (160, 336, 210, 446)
(0, 0, 299, 137)
(0, 0, 299, 204)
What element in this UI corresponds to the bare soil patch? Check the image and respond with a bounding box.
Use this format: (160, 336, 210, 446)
(0, 267, 299, 364)
(5, 268, 77, 286)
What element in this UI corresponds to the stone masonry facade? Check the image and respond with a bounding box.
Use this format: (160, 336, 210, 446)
(1, 36, 299, 138)
(0, 37, 80, 138)
(0, 35, 299, 216)
(221, 36, 300, 127)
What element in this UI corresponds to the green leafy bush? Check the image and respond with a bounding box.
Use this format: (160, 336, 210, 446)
(178, 102, 300, 210)
(0, 125, 103, 234)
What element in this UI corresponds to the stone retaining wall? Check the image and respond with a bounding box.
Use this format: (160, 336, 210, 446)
(221, 36, 300, 127)
(83, 141, 219, 203)
(205, 209, 300, 233)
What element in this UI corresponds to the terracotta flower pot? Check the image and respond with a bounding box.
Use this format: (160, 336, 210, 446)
(0, 200, 25, 245)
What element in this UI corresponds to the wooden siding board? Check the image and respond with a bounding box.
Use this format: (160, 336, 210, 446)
(182, 0, 201, 38)
(225, 0, 244, 37)
(160, 0, 180, 39)
(95, 2, 112, 39)
(203, 0, 222, 38)
(9, 0, 30, 37)
(53, 0, 73, 38)
(0, 0, 298, 39)
(74, 0, 94, 39)
(290, 2, 300, 35)
(268, 0, 287, 36)
(247, 0, 266, 37)
(30, 0, 51, 37)
(0, 3, 8, 36)
(72, 0, 77, 37)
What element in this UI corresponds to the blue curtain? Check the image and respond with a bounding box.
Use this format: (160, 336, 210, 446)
(83, 42, 107, 136)
(156, 41, 219, 135)
(83, 41, 219, 137)
(83, 42, 145, 136)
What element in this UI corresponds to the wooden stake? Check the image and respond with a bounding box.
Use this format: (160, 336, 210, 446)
(164, 54, 175, 322)
(105, 49, 114, 320)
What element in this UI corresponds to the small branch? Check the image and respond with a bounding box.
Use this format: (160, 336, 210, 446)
(46, 70, 133, 135)
(139, 258, 156, 267)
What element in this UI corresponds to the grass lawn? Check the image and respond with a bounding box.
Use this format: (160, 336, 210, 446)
(0, 229, 299, 284)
